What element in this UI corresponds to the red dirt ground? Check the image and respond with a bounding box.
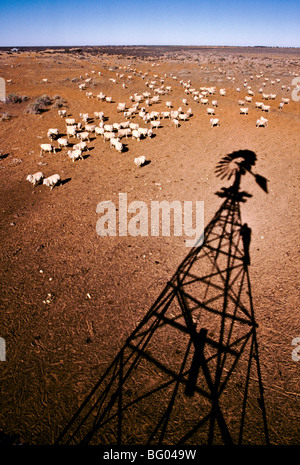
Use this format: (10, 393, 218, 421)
(0, 46, 299, 446)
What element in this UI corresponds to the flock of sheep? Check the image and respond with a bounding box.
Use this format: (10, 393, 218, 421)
(26, 60, 294, 191)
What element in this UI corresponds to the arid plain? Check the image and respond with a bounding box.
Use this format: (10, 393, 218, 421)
(0, 46, 299, 445)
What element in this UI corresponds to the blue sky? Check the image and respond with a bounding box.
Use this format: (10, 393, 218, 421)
(0, 0, 299, 47)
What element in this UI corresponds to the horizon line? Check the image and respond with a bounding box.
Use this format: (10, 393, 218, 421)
(1, 44, 299, 49)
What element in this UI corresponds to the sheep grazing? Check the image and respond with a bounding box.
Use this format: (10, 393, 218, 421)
(85, 124, 96, 133)
(256, 116, 268, 128)
(134, 156, 146, 167)
(65, 118, 76, 126)
(245, 96, 252, 103)
(132, 129, 142, 141)
(172, 118, 180, 128)
(94, 111, 104, 120)
(150, 120, 161, 129)
(161, 111, 170, 119)
(118, 128, 131, 139)
(281, 98, 290, 104)
(57, 138, 69, 149)
(178, 113, 189, 121)
(212, 100, 218, 107)
(40, 143, 56, 156)
(77, 131, 90, 142)
(95, 127, 105, 137)
(117, 102, 126, 112)
(278, 102, 284, 110)
(102, 123, 114, 133)
(110, 138, 123, 153)
(43, 174, 61, 190)
(67, 126, 77, 138)
(58, 109, 67, 118)
(73, 141, 89, 152)
(26, 171, 44, 187)
(47, 128, 59, 140)
(210, 118, 220, 127)
(105, 96, 112, 103)
(103, 132, 115, 143)
(207, 108, 215, 115)
(219, 89, 226, 96)
(240, 107, 248, 115)
(68, 149, 83, 162)
(255, 102, 263, 109)
(261, 104, 270, 112)
(129, 122, 139, 131)
(86, 92, 93, 99)
(166, 101, 172, 108)
(97, 92, 106, 101)
(80, 113, 89, 123)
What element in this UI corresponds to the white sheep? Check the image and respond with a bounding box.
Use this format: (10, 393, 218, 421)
(118, 128, 131, 139)
(26, 171, 44, 187)
(80, 113, 89, 123)
(73, 141, 89, 152)
(129, 122, 139, 131)
(105, 96, 112, 103)
(67, 126, 77, 138)
(57, 138, 69, 149)
(219, 89, 226, 96)
(97, 92, 106, 101)
(206, 108, 215, 115)
(47, 128, 59, 140)
(134, 156, 146, 167)
(103, 132, 115, 142)
(43, 174, 61, 190)
(245, 96, 252, 103)
(172, 118, 180, 128)
(240, 107, 248, 115)
(261, 104, 270, 112)
(40, 143, 56, 155)
(161, 111, 171, 119)
(255, 102, 263, 109)
(65, 118, 76, 126)
(58, 109, 67, 118)
(212, 100, 218, 107)
(278, 102, 284, 110)
(103, 124, 114, 132)
(150, 120, 161, 128)
(210, 118, 220, 127)
(111, 139, 123, 153)
(166, 101, 172, 108)
(77, 131, 90, 142)
(256, 117, 268, 128)
(94, 111, 104, 120)
(68, 149, 83, 162)
(281, 98, 290, 104)
(117, 102, 126, 112)
(178, 113, 189, 121)
(85, 124, 96, 132)
(132, 129, 142, 141)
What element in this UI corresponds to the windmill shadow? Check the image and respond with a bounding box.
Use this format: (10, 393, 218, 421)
(56, 150, 269, 446)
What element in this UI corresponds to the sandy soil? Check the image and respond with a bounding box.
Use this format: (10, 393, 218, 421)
(0, 46, 299, 446)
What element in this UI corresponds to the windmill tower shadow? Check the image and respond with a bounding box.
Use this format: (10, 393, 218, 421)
(56, 150, 270, 446)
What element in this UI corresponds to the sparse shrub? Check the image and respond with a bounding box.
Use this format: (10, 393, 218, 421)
(0, 111, 11, 121)
(35, 94, 52, 106)
(52, 97, 66, 108)
(6, 93, 23, 103)
(25, 102, 44, 114)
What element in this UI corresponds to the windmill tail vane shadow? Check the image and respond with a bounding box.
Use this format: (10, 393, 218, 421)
(56, 150, 270, 446)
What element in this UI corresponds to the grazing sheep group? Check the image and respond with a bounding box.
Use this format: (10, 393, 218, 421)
(23, 59, 296, 197)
